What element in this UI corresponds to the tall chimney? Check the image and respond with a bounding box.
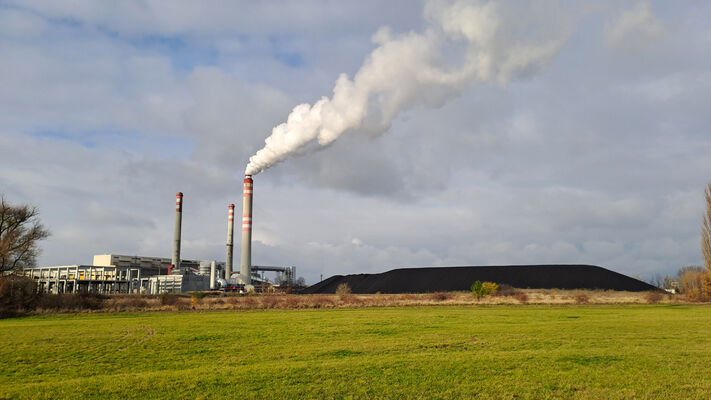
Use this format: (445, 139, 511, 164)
(225, 203, 235, 280)
(209, 261, 216, 290)
(240, 175, 253, 284)
(172, 192, 183, 274)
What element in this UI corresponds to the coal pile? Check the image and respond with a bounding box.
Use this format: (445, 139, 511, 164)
(304, 265, 657, 294)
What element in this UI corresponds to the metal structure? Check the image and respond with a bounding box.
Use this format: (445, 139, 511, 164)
(225, 203, 235, 279)
(198, 261, 211, 276)
(23, 261, 294, 294)
(147, 273, 211, 294)
(148, 274, 182, 294)
(172, 192, 183, 273)
(240, 175, 253, 284)
(252, 265, 295, 286)
(23, 265, 142, 294)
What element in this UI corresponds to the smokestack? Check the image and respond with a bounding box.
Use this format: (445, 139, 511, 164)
(225, 204, 235, 279)
(172, 192, 183, 274)
(240, 175, 253, 284)
(209, 261, 216, 290)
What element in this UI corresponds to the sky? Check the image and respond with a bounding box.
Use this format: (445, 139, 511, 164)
(1, 0, 710, 284)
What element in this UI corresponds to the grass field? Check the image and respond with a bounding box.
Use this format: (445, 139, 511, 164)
(1, 305, 710, 399)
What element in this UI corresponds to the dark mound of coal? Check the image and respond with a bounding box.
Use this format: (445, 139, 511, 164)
(304, 265, 657, 294)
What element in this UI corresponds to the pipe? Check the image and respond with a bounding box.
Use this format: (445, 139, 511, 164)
(240, 175, 253, 284)
(172, 192, 183, 274)
(225, 204, 235, 280)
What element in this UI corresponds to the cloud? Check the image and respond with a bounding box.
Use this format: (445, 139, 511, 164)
(5, 1, 423, 37)
(525, 187, 652, 231)
(604, 1, 667, 52)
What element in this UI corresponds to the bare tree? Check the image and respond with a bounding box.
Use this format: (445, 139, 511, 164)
(0, 196, 50, 273)
(679, 267, 705, 297)
(703, 182, 711, 271)
(701, 182, 711, 300)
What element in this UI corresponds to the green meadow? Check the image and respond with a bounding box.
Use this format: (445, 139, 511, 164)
(1, 305, 710, 399)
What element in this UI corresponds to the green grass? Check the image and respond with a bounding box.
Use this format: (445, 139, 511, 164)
(1, 305, 711, 399)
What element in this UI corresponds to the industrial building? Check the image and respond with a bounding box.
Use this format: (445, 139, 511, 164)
(24, 257, 294, 295)
(22, 265, 143, 295)
(23, 176, 294, 295)
(92, 254, 201, 276)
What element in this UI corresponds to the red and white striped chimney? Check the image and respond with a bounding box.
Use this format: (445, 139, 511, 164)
(225, 203, 235, 279)
(240, 176, 253, 284)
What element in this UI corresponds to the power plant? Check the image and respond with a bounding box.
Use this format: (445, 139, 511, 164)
(20, 174, 658, 296)
(23, 177, 297, 295)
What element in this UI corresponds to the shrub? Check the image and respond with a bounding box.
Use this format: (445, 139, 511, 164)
(0, 275, 40, 317)
(482, 282, 499, 295)
(345, 295, 363, 305)
(38, 293, 107, 311)
(335, 283, 352, 299)
(684, 287, 703, 302)
(311, 295, 335, 309)
(645, 291, 664, 304)
(107, 296, 149, 311)
(241, 296, 259, 308)
(283, 296, 301, 309)
(516, 292, 529, 304)
(35, 293, 61, 310)
(680, 267, 705, 297)
(574, 293, 590, 304)
(224, 296, 242, 305)
(72, 293, 107, 310)
(370, 292, 386, 306)
(494, 284, 520, 297)
(471, 281, 484, 299)
(190, 292, 206, 309)
(429, 292, 451, 301)
(260, 295, 280, 309)
(702, 271, 711, 301)
(160, 293, 179, 306)
(471, 281, 498, 299)
(174, 298, 191, 311)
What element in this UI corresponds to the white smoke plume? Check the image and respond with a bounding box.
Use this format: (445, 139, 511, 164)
(245, 0, 567, 176)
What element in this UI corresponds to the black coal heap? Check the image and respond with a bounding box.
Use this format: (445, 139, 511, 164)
(304, 265, 657, 294)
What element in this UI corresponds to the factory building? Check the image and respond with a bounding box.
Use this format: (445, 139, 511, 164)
(24, 178, 296, 294)
(92, 254, 201, 276)
(24, 255, 294, 295)
(22, 265, 143, 295)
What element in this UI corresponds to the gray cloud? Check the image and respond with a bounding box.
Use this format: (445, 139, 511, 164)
(604, 1, 667, 52)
